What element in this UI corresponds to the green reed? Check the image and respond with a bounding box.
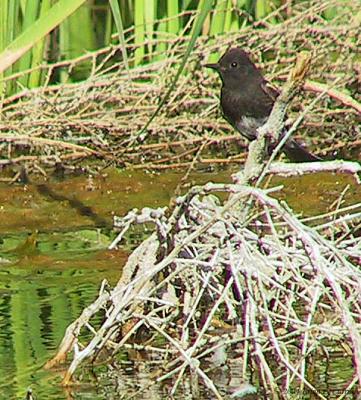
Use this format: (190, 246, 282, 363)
(0, 0, 339, 96)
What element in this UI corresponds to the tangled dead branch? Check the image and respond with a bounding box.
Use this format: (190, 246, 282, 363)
(45, 46, 361, 399)
(45, 179, 361, 398)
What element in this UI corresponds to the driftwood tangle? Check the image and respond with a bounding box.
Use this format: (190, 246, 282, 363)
(45, 51, 361, 400)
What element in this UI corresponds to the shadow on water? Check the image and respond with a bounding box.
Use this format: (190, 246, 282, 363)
(35, 183, 109, 228)
(0, 167, 359, 399)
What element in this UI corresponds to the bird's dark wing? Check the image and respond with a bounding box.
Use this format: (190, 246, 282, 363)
(283, 139, 322, 162)
(260, 81, 321, 162)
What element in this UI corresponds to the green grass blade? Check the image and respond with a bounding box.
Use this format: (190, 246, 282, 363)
(104, 3, 114, 44)
(134, 0, 145, 65)
(109, 0, 130, 74)
(183, 0, 194, 9)
(1, 0, 22, 95)
(0, 0, 88, 75)
(154, 19, 167, 61)
(137, 0, 215, 140)
(255, 0, 277, 23)
(59, 16, 70, 82)
(208, 0, 228, 63)
(18, 0, 40, 87)
(67, 4, 95, 58)
(144, 0, 155, 58)
(223, 0, 233, 32)
(28, 0, 52, 88)
(209, 0, 226, 35)
(0, 0, 8, 95)
(7, 0, 21, 46)
(0, 1, 7, 52)
(167, 0, 180, 36)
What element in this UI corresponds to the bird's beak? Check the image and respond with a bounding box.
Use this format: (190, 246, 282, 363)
(204, 63, 219, 71)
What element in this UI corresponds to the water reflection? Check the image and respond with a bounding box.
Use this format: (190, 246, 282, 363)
(0, 238, 125, 399)
(0, 168, 359, 399)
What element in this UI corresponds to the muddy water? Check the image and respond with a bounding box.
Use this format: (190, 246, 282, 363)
(0, 168, 359, 399)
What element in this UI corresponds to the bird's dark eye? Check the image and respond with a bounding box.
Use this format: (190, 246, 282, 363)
(231, 62, 238, 68)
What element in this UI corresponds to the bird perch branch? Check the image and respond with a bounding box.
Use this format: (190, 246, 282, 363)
(241, 52, 312, 184)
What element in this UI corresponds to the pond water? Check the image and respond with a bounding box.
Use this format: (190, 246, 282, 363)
(0, 168, 359, 399)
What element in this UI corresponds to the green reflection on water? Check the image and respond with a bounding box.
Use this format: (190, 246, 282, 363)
(0, 167, 359, 399)
(0, 268, 104, 399)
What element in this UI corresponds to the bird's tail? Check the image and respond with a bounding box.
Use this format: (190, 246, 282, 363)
(283, 139, 321, 163)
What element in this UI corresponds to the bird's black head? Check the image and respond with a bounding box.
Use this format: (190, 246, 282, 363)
(205, 48, 262, 88)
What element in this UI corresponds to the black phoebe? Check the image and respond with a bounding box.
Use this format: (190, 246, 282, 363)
(205, 48, 320, 162)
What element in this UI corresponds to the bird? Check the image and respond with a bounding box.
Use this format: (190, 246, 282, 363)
(205, 48, 321, 162)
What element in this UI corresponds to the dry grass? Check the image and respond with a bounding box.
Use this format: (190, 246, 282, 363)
(0, 0, 360, 175)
